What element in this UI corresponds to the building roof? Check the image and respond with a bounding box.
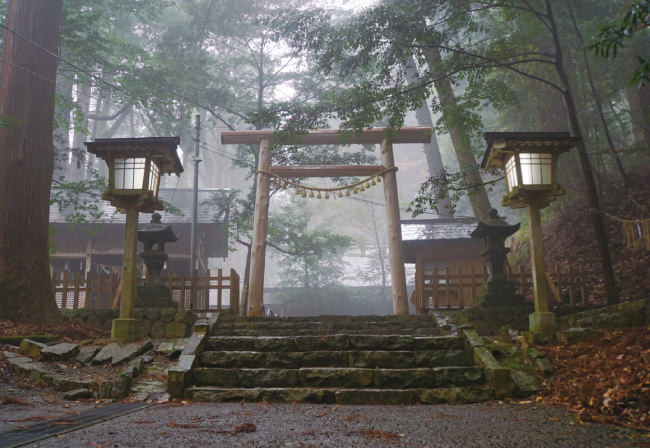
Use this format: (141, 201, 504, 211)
(50, 188, 230, 225)
(401, 218, 478, 241)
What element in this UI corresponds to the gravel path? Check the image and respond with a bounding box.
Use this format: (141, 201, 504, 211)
(4, 401, 645, 447)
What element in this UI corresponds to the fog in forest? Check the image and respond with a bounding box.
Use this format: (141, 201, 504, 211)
(2, 0, 647, 316)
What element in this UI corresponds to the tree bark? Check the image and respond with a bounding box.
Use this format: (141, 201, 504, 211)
(420, 45, 492, 221)
(405, 56, 454, 217)
(0, 0, 64, 324)
(545, 0, 619, 304)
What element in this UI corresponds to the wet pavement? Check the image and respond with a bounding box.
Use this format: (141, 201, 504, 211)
(2, 400, 647, 447)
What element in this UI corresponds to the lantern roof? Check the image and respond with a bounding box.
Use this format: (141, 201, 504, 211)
(84, 137, 184, 175)
(482, 132, 581, 170)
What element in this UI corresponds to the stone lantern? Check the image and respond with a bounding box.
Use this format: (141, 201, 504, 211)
(85, 137, 183, 341)
(471, 208, 523, 307)
(482, 132, 580, 332)
(135, 212, 180, 309)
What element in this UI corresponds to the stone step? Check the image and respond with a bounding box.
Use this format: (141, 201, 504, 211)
(217, 315, 434, 324)
(199, 350, 474, 369)
(211, 328, 440, 337)
(214, 321, 436, 332)
(205, 335, 463, 352)
(184, 386, 494, 405)
(192, 366, 484, 389)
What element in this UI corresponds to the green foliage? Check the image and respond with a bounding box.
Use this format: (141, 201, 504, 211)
(269, 203, 352, 289)
(590, 0, 650, 85)
(408, 165, 503, 217)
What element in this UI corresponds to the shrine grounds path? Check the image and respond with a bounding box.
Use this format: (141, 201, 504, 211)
(6, 400, 648, 447)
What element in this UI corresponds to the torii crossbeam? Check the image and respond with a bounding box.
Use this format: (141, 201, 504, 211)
(221, 127, 432, 316)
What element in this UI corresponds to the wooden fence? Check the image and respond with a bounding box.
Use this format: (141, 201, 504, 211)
(411, 264, 589, 312)
(52, 268, 240, 314)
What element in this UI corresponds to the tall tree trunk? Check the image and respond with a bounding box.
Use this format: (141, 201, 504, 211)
(564, 0, 630, 186)
(545, 0, 619, 305)
(420, 45, 492, 221)
(405, 56, 454, 218)
(0, 0, 64, 324)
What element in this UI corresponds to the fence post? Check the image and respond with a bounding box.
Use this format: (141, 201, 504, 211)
(107, 271, 115, 310)
(203, 269, 211, 311)
(83, 272, 91, 308)
(579, 265, 587, 306)
(230, 269, 240, 315)
(73, 272, 81, 309)
(432, 267, 438, 310)
(217, 269, 223, 311)
(61, 271, 70, 309)
(180, 271, 187, 310)
(457, 266, 464, 309)
(469, 266, 476, 306)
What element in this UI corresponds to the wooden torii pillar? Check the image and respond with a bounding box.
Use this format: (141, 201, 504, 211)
(221, 127, 432, 316)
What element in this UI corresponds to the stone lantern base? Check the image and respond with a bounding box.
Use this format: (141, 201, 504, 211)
(481, 278, 524, 307)
(111, 318, 139, 342)
(529, 311, 557, 333)
(135, 283, 178, 309)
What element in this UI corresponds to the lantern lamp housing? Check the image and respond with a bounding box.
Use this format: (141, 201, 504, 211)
(482, 132, 580, 209)
(84, 137, 184, 213)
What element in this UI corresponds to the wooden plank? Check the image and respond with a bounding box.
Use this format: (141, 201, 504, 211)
(268, 165, 383, 178)
(97, 272, 103, 309)
(248, 139, 272, 316)
(217, 269, 223, 311)
(545, 271, 562, 304)
(230, 268, 239, 314)
(107, 271, 115, 310)
(204, 269, 211, 311)
(180, 271, 187, 310)
(381, 140, 409, 315)
(470, 266, 476, 305)
(579, 265, 587, 306)
(432, 268, 439, 310)
(61, 271, 70, 309)
(84, 271, 91, 308)
(168, 269, 175, 305)
(190, 270, 198, 310)
(445, 267, 451, 310)
(457, 266, 464, 309)
(221, 127, 432, 145)
(111, 279, 123, 309)
(73, 272, 81, 309)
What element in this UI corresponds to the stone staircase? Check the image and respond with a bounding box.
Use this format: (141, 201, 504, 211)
(183, 315, 494, 404)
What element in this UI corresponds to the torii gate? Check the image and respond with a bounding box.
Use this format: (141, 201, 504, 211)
(220, 127, 432, 316)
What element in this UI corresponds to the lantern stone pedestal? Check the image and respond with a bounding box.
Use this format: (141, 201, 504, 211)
(471, 209, 524, 307)
(135, 213, 180, 310)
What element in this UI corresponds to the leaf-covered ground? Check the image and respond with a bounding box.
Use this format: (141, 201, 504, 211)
(536, 327, 650, 431)
(0, 317, 109, 342)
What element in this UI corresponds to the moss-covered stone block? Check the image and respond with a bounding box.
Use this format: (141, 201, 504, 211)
(18, 339, 46, 357)
(150, 321, 166, 339)
(165, 322, 187, 338)
(111, 318, 139, 342)
(161, 307, 177, 322)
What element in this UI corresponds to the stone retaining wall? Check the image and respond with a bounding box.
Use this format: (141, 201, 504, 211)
(557, 298, 650, 331)
(452, 306, 534, 336)
(61, 308, 199, 339)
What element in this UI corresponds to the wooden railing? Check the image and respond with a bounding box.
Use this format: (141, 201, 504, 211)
(411, 264, 589, 312)
(52, 268, 240, 314)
